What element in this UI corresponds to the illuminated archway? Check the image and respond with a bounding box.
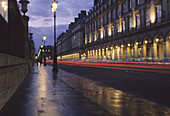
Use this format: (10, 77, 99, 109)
(115, 42, 120, 61)
(87, 50, 90, 59)
(95, 48, 99, 60)
(166, 31, 170, 58)
(127, 40, 134, 59)
(134, 39, 142, 59)
(120, 41, 126, 61)
(153, 33, 164, 60)
(89, 49, 92, 59)
(98, 47, 102, 60)
(143, 37, 152, 59)
(110, 45, 114, 60)
(93, 48, 96, 59)
(106, 45, 110, 59)
(102, 46, 105, 59)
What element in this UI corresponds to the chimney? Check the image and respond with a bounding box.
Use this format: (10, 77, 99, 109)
(94, 0, 98, 6)
(78, 13, 81, 19)
(69, 24, 71, 29)
(75, 18, 79, 23)
(69, 22, 75, 29)
(79, 10, 86, 19)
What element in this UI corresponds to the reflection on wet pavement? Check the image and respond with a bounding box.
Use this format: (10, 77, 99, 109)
(58, 70, 170, 116)
(0, 65, 111, 116)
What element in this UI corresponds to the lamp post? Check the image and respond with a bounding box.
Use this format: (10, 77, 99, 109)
(43, 35, 46, 66)
(43, 35, 46, 46)
(51, 0, 58, 72)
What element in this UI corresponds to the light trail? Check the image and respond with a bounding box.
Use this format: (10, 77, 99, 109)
(57, 61, 170, 74)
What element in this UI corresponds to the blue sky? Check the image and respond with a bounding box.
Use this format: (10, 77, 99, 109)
(20, 0, 93, 53)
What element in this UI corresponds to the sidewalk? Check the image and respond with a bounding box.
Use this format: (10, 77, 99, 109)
(0, 65, 110, 116)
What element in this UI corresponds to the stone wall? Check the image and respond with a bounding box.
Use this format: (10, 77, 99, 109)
(0, 53, 34, 111)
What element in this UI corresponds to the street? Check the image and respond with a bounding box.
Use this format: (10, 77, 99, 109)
(58, 61, 170, 108)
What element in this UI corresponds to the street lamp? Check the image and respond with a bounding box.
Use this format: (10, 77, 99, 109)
(1, 0, 7, 17)
(19, 0, 30, 15)
(51, 0, 58, 72)
(41, 44, 43, 48)
(43, 35, 46, 46)
(43, 35, 47, 66)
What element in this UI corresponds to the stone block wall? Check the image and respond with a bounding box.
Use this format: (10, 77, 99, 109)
(0, 53, 34, 111)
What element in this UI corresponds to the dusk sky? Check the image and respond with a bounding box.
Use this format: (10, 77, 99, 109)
(19, 0, 93, 53)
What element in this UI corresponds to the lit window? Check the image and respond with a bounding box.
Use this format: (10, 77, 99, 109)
(103, 30, 105, 38)
(92, 34, 94, 42)
(129, 17, 132, 30)
(112, 26, 114, 36)
(94, 32, 97, 41)
(146, 9, 150, 26)
(122, 21, 125, 32)
(116, 23, 119, 32)
(156, 5, 162, 23)
(108, 25, 112, 36)
(85, 34, 88, 44)
(89, 34, 92, 43)
(136, 14, 140, 29)
(101, 17, 103, 26)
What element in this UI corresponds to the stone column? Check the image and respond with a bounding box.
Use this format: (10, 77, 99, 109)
(22, 15, 30, 59)
(125, 47, 128, 60)
(133, 47, 135, 59)
(119, 47, 121, 61)
(164, 42, 166, 58)
(141, 45, 143, 59)
(151, 44, 154, 59)
(104, 48, 106, 57)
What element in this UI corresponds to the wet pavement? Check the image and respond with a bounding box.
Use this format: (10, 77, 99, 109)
(1, 65, 170, 116)
(58, 63, 170, 108)
(0, 65, 111, 116)
(58, 70, 170, 116)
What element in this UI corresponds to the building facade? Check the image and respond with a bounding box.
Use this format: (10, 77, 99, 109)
(56, 10, 86, 60)
(37, 45, 53, 61)
(84, 0, 170, 61)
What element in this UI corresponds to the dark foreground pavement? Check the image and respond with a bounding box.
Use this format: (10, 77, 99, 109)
(0, 65, 111, 116)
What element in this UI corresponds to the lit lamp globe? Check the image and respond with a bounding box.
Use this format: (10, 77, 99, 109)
(1, 1, 8, 11)
(51, 0, 58, 13)
(43, 35, 46, 41)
